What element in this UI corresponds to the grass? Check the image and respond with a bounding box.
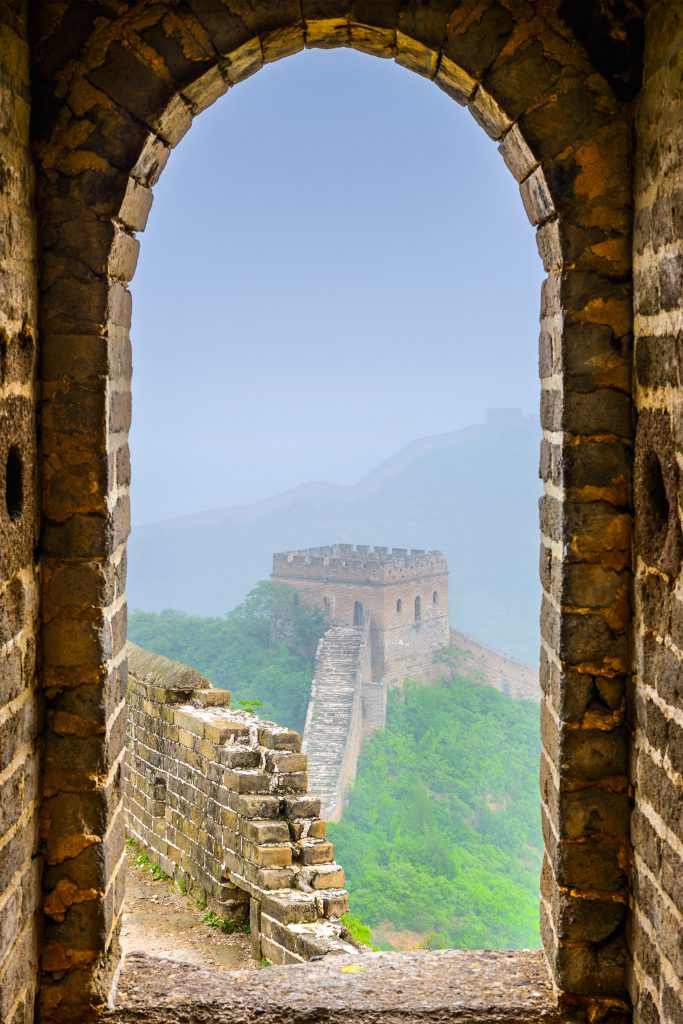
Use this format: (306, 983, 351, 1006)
(126, 837, 171, 882)
(201, 910, 250, 935)
(126, 835, 250, 939)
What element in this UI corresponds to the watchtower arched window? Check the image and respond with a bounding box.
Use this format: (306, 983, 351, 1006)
(354, 601, 363, 626)
(414, 596, 421, 621)
(433, 591, 438, 605)
(396, 598, 402, 614)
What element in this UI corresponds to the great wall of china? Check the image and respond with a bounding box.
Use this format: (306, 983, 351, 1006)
(121, 543, 539, 961)
(272, 545, 539, 820)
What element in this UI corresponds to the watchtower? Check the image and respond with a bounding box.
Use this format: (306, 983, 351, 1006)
(271, 544, 450, 688)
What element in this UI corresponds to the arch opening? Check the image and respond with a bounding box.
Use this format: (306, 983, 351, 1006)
(32, 9, 635, 1018)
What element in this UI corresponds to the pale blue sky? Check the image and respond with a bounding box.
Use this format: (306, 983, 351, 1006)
(130, 48, 543, 525)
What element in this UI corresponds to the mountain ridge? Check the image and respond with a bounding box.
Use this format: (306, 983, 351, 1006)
(128, 410, 542, 664)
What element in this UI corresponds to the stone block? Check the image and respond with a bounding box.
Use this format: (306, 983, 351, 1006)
(228, 793, 281, 819)
(274, 771, 308, 794)
(260, 890, 317, 925)
(243, 861, 295, 891)
(242, 839, 292, 868)
(297, 841, 335, 866)
(239, 818, 290, 844)
(264, 750, 307, 773)
(309, 865, 345, 890)
(223, 768, 270, 794)
(257, 726, 301, 750)
(307, 818, 326, 840)
(282, 796, 321, 819)
(316, 889, 348, 919)
(220, 746, 262, 769)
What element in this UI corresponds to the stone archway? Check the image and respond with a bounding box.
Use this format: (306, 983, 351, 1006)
(30, 4, 633, 1020)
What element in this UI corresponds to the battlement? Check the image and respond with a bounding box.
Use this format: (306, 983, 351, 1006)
(272, 545, 448, 584)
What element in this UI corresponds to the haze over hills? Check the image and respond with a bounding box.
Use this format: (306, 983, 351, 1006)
(128, 409, 542, 664)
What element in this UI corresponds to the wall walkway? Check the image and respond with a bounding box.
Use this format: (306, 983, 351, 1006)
(302, 622, 370, 821)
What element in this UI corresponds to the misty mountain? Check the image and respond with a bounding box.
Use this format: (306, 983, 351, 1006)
(128, 410, 542, 664)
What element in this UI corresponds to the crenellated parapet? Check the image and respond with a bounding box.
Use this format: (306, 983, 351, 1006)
(273, 545, 448, 586)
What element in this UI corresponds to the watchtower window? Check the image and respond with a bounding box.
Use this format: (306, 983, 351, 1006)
(396, 598, 402, 614)
(354, 601, 363, 626)
(414, 596, 421, 621)
(433, 591, 438, 605)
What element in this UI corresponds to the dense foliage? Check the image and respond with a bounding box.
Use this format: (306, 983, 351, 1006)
(328, 676, 542, 950)
(127, 582, 324, 733)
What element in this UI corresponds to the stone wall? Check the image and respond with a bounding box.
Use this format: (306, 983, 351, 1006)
(2, 1, 678, 1019)
(302, 619, 371, 821)
(0, 3, 41, 1023)
(631, 3, 683, 1019)
(450, 631, 539, 703)
(125, 644, 355, 967)
(361, 681, 387, 742)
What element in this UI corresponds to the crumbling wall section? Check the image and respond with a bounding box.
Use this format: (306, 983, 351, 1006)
(0, 3, 41, 1023)
(631, 3, 683, 1019)
(125, 644, 354, 966)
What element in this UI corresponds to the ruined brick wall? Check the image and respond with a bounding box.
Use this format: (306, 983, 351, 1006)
(0, 3, 41, 1023)
(272, 546, 450, 687)
(125, 644, 354, 966)
(631, 3, 683, 1019)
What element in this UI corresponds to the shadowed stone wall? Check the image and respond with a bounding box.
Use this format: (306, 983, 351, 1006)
(24, 1, 636, 1016)
(0, 3, 41, 1023)
(6, 1, 683, 1021)
(631, 2, 683, 1019)
(125, 644, 354, 967)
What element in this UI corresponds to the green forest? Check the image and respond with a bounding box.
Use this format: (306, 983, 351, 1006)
(128, 586, 542, 950)
(329, 678, 542, 950)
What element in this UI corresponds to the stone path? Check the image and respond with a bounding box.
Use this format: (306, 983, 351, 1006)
(303, 625, 365, 819)
(120, 848, 258, 973)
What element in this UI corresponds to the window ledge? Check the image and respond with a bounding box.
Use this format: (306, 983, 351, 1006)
(108, 948, 567, 1023)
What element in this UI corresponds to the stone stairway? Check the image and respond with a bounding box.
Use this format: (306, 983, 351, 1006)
(302, 625, 366, 821)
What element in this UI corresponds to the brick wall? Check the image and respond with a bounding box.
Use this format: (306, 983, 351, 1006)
(631, 3, 683, 1019)
(19, 1, 652, 1015)
(0, 3, 41, 1023)
(125, 644, 355, 966)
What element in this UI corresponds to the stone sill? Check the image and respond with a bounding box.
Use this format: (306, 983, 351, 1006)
(108, 948, 568, 1023)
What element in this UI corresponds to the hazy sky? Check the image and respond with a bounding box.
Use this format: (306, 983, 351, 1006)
(130, 48, 544, 526)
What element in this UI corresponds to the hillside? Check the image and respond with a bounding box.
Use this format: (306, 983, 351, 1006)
(328, 676, 542, 951)
(129, 410, 542, 664)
